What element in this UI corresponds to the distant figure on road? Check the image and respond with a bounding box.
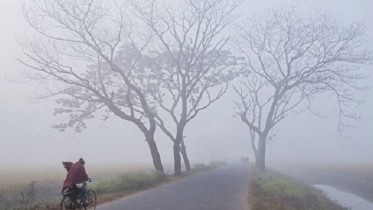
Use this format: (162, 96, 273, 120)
(62, 158, 90, 207)
(241, 157, 249, 165)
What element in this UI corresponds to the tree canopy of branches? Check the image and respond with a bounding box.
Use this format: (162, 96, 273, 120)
(234, 8, 372, 171)
(129, 0, 241, 175)
(20, 0, 164, 172)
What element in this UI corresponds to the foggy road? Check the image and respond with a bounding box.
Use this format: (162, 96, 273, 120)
(98, 165, 250, 210)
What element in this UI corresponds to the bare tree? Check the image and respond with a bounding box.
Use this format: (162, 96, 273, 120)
(19, 0, 164, 172)
(234, 8, 372, 171)
(130, 0, 240, 175)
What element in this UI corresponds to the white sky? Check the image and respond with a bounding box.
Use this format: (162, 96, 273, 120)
(1, 0, 373, 168)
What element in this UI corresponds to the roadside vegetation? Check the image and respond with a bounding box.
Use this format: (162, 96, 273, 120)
(91, 162, 224, 204)
(0, 162, 222, 210)
(248, 168, 348, 210)
(271, 163, 373, 203)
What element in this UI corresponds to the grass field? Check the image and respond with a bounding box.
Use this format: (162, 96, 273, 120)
(248, 168, 348, 210)
(0, 164, 153, 209)
(0, 162, 220, 210)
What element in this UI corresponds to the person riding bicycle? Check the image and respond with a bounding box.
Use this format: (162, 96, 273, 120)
(62, 158, 91, 207)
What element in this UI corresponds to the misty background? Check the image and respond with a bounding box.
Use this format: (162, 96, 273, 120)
(1, 0, 373, 168)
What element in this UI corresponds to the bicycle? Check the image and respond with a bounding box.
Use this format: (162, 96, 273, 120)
(60, 179, 97, 210)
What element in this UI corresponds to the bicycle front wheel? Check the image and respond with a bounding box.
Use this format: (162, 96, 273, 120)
(87, 190, 97, 210)
(60, 196, 72, 210)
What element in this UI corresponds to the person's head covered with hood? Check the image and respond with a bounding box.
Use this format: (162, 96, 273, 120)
(78, 158, 85, 165)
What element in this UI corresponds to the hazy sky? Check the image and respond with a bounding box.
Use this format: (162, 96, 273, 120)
(1, 0, 373, 168)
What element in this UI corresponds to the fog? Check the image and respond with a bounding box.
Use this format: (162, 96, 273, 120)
(1, 0, 373, 168)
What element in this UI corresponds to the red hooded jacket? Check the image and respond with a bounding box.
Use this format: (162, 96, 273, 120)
(62, 162, 89, 192)
(63, 162, 73, 170)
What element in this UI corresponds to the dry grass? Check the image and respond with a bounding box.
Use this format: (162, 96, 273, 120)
(0, 164, 153, 210)
(0, 164, 152, 184)
(248, 168, 348, 210)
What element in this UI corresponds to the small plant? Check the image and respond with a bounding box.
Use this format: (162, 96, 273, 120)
(18, 181, 38, 209)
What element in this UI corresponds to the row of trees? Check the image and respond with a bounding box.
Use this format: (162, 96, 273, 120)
(19, 0, 371, 173)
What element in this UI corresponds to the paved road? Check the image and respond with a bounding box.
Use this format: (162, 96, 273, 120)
(98, 164, 250, 210)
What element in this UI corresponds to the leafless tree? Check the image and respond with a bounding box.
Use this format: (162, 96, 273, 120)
(19, 0, 164, 172)
(129, 0, 241, 175)
(234, 8, 372, 171)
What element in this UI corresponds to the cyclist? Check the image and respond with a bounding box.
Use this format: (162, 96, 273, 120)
(62, 158, 90, 207)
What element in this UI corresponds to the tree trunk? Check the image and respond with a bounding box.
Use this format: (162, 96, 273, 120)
(173, 141, 182, 176)
(146, 136, 164, 173)
(250, 133, 259, 169)
(180, 139, 191, 171)
(256, 133, 267, 171)
(174, 126, 184, 176)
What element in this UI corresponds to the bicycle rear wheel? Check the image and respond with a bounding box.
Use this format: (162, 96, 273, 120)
(87, 190, 97, 210)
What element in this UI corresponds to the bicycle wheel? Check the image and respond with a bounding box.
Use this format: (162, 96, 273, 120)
(87, 190, 97, 210)
(60, 196, 72, 210)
